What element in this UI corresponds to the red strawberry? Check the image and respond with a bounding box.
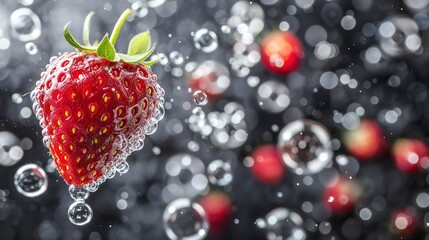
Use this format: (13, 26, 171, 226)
(323, 177, 362, 215)
(199, 192, 232, 235)
(393, 139, 429, 173)
(389, 209, 418, 237)
(31, 9, 164, 188)
(343, 120, 386, 160)
(260, 31, 303, 75)
(249, 144, 285, 185)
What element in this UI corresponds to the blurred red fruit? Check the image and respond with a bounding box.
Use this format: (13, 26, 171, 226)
(389, 209, 417, 237)
(393, 139, 429, 173)
(199, 192, 232, 235)
(344, 120, 386, 160)
(260, 31, 303, 75)
(250, 144, 285, 184)
(323, 177, 362, 215)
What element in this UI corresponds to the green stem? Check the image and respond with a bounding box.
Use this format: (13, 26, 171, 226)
(109, 9, 133, 46)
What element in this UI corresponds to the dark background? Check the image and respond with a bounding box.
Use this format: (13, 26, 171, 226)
(1, 0, 429, 239)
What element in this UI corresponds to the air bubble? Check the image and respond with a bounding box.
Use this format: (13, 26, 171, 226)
(68, 201, 93, 226)
(25, 42, 38, 55)
(14, 163, 48, 197)
(163, 198, 209, 240)
(10, 8, 41, 41)
(193, 29, 219, 53)
(169, 51, 184, 65)
(116, 161, 129, 174)
(68, 186, 90, 201)
(192, 90, 208, 105)
(207, 160, 233, 186)
(261, 208, 307, 240)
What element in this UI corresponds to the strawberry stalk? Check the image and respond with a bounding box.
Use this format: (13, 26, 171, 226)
(63, 8, 157, 65)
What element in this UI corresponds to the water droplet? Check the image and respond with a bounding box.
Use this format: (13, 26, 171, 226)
(14, 163, 48, 197)
(277, 119, 333, 175)
(68, 201, 93, 226)
(25, 42, 38, 55)
(169, 51, 184, 65)
(192, 90, 208, 105)
(163, 198, 209, 240)
(10, 8, 41, 41)
(193, 28, 218, 53)
(68, 185, 90, 201)
(207, 160, 233, 186)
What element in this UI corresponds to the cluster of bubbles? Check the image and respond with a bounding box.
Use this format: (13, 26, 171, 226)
(0, 131, 26, 167)
(188, 102, 248, 149)
(68, 186, 92, 226)
(256, 80, 291, 113)
(162, 198, 209, 240)
(193, 28, 218, 53)
(256, 208, 306, 240)
(207, 159, 233, 187)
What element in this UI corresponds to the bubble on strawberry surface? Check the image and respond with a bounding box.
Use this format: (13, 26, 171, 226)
(68, 200, 93, 226)
(207, 159, 233, 186)
(278, 119, 333, 175)
(193, 28, 218, 53)
(192, 90, 208, 105)
(115, 161, 130, 174)
(25, 42, 37, 55)
(9, 8, 41, 41)
(14, 163, 48, 197)
(68, 185, 90, 201)
(163, 198, 209, 240)
(256, 80, 290, 113)
(257, 208, 306, 240)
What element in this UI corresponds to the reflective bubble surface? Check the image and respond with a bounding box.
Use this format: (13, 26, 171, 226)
(67, 201, 93, 226)
(14, 163, 48, 197)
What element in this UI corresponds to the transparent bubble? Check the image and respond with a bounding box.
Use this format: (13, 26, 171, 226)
(14, 163, 48, 197)
(192, 90, 208, 105)
(10, 8, 41, 41)
(68, 201, 93, 226)
(258, 208, 306, 240)
(187, 61, 230, 97)
(25, 42, 38, 55)
(193, 29, 218, 53)
(169, 51, 184, 65)
(147, 0, 166, 8)
(158, 53, 169, 65)
(68, 186, 90, 201)
(116, 161, 129, 174)
(163, 198, 209, 240)
(207, 160, 233, 186)
(257, 80, 290, 113)
(17, 0, 34, 6)
(277, 119, 333, 175)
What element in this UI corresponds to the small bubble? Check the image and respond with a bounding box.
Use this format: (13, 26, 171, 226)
(10, 8, 41, 41)
(221, 25, 231, 34)
(193, 28, 218, 53)
(68, 201, 93, 226)
(192, 90, 208, 105)
(14, 164, 48, 197)
(116, 161, 129, 174)
(25, 42, 38, 55)
(207, 160, 233, 186)
(68, 186, 90, 201)
(169, 51, 184, 65)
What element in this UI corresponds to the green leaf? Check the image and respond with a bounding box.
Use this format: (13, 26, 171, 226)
(82, 11, 95, 46)
(127, 31, 151, 56)
(144, 56, 158, 67)
(97, 34, 116, 61)
(64, 22, 96, 51)
(118, 44, 156, 63)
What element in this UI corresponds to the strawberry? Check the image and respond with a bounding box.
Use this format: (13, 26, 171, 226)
(392, 139, 429, 173)
(249, 144, 285, 185)
(30, 9, 164, 188)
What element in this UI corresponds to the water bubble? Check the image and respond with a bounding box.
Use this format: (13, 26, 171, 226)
(68, 186, 90, 201)
(17, 0, 34, 6)
(256, 80, 290, 113)
(68, 201, 93, 226)
(187, 61, 231, 97)
(207, 160, 233, 186)
(169, 51, 184, 65)
(193, 29, 218, 53)
(261, 208, 307, 240)
(14, 163, 48, 197)
(277, 119, 333, 175)
(25, 42, 38, 55)
(10, 8, 41, 41)
(163, 198, 209, 240)
(157, 53, 169, 65)
(0, 131, 23, 166)
(116, 161, 129, 174)
(192, 90, 208, 105)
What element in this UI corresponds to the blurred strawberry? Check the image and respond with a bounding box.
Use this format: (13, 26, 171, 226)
(393, 139, 429, 173)
(323, 177, 362, 215)
(199, 192, 232, 235)
(260, 31, 303, 75)
(389, 209, 418, 237)
(344, 120, 386, 160)
(249, 144, 285, 185)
